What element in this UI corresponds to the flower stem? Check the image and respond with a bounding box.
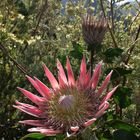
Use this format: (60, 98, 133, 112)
(90, 49, 94, 75)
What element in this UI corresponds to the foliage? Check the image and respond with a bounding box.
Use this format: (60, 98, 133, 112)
(0, 0, 140, 140)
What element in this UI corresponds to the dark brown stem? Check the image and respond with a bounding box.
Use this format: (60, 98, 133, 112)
(119, 25, 140, 118)
(121, 24, 140, 96)
(128, 11, 140, 33)
(90, 50, 94, 75)
(110, 0, 115, 33)
(33, 0, 48, 36)
(100, 0, 118, 48)
(119, 107, 123, 119)
(125, 24, 140, 65)
(0, 43, 27, 74)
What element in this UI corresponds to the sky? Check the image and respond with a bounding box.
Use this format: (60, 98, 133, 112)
(119, 0, 139, 2)
(115, 0, 140, 5)
(61, 0, 140, 6)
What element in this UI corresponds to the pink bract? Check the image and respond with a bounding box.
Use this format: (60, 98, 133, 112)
(14, 57, 118, 136)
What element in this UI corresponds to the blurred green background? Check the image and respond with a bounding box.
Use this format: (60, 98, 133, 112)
(0, 0, 140, 139)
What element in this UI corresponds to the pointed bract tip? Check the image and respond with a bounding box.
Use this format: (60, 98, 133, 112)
(33, 76, 37, 80)
(81, 56, 86, 65)
(84, 118, 97, 127)
(114, 85, 119, 91)
(70, 126, 79, 132)
(42, 63, 48, 71)
(104, 101, 109, 106)
(66, 56, 70, 62)
(96, 61, 102, 70)
(19, 121, 25, 124)
(15, 100, 20, 104)
(56, 59, 62, 69)
(13, 105, 20, 109)
(56, 58, 60, 63)
(26, 75, 34, 79)
(104, 101, 110, 109)
(17, 87, 27, 93)
(42, 63, 46, 68)
(17, 87, 22, 91)
(109, 70, 113, 76)
(13, 105, 16, 108)
(25, 75, 34, 81)
(99, 60, 103, 64)
(82, 55, 86, 60)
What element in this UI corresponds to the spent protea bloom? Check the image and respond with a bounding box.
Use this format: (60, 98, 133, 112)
(14, 57, 117, 136)
(82, 14, 107, 46)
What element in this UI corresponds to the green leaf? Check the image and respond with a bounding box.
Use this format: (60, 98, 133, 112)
(80, 127, 98, 140)
(107, 120, 140, 133)
(70, 42, 83, 60)
(56, 134, 65, 140)
(113, 87, 132, 108)
(15, 0, 28, 16)
(104, 48, 123, 63)
(20, 133, 65, 140)
(113, 129, 139, 140)
(19, 133, 47, 140)
(65, 127, 99, 140)
(105, 67, 133, 81)
(100, 130, 113, 140)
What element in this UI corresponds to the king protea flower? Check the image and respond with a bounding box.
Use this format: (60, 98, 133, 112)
(82, 14, 107, 46)
(14, 57, 118, 136)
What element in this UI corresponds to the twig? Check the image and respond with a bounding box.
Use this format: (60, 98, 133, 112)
(90, 50, 94, 75)
(0, 43, 27, 74)
(127, 10, 140, 32)
(125, 24, 140, 64)
(100, 0, 118, 48)
(110, 0, 115, 33)
(33, 0, 48, 36)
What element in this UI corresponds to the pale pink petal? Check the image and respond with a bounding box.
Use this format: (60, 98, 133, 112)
(19, 120, 44, 126)
(98, 100, 106, 110)
(41, 129, 62, 135)
(58, 73, 66, 87)
(34, 77, 51, 98)
(28, 127, 62, 135)
(57, 59, 68, 84)
(16, 101, 47, 112)
(26, 75, 42, 95)
(13, 105, 43, 118)
(95, 101, 109, 118)
(97, 70, 113, 96)
(91, 62, 102, 89)
(99, 86, 118, 109)
(104, 86, 118, 101)
(88, 62, 102, 89)
(84, 118, 96, 127)
(43, 64, 59, 89)
(28, 127, 43, 132)
(66, 57, 75, 85)
(27, 127, 46, 133)
(79, 56, 86, 84)
(84, 68, 91, 87)
(70, 126, 79, 132)
(15, 101, 37, 108)
(17, 87, 45, 105)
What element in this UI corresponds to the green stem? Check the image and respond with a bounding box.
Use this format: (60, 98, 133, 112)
(90, 50, 94, 75)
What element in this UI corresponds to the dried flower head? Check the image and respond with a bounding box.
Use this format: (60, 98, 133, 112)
(14, 57, 117, 136)
(82, 14, 107, 46)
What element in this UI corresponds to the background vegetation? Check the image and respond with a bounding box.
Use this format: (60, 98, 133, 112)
(0, 0, 140, 139)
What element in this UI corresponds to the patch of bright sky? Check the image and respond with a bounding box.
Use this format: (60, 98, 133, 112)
(114, 0, 140, 6)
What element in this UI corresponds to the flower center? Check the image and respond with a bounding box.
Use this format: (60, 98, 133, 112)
(48, 87, 92, 131)
(58, 95, 74, 109)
